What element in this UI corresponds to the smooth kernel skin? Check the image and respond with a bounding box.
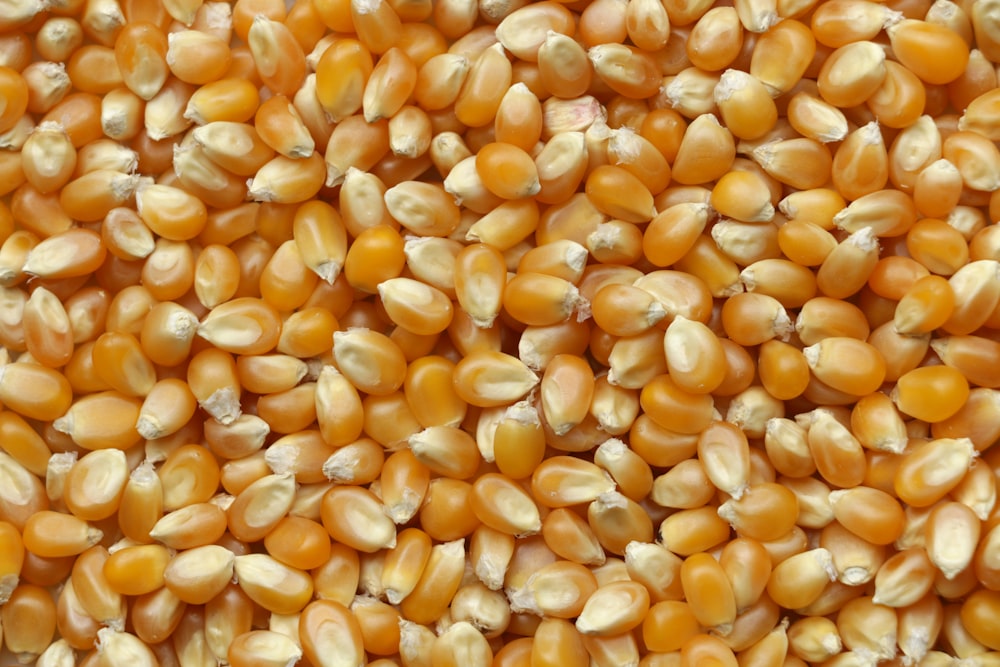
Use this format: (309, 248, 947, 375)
(476, 142, 540, 199)
(961, 590, 1000, 650)
(893, 366, 970, 423)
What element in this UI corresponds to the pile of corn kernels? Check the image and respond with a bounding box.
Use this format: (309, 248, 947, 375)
(2, 0, 1000, 664)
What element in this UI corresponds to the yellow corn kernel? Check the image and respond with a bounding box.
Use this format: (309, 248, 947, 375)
(414, 53, 470, 111)
(958, 87, 1000, 140)
(586, 43, 660, 100)
(378, 527, 431, 605)
(713, 70, 777, 142)
(110, 460, 160, 546)
(803, 337, 886, 397)
(318, 485, 396, 553)
(398, 537, 466, 625)
(892, 365, 970, 423)
(228, 630, 303, 667)
(102, 543, 170, 597)
(362, 47, 416, 123)
(511, 560, 597, 618)
(530, 455, 615, 508)
(684, 5, 740, 71)
(569, 579, 648, 637)
(650, 458, 714, 510)
(816, 40, 887, 109)
(662, 315, 726, 394)
(888, 18, 970, 85)
(163, 544, 235, 605)
(215, 461, 285, 532)
(789, 616, 844, 666)
(0, 519, 23, 604)
(896, 437, 976, 507)
(493, 0, 574, 60)
(451, 349, 540, 408)
(184, 77, 260, 125)
(3, 582, 57, 663)
(247, 17, 305, 97)
(232, 553, 313, 615)
(802, 409, 866, 489)
(825, 487, 903, 549)
(147, 503, 226, 549)
(299, 599, 366, 667)
(405, 424, 478, 480)
(454, 43, 512, 128)
(678, 552, 737, 636)
(531, 617, 588, 667)
(23, 510, 102, 558)
(584, 164, 657, 223)
(716, 482, 797, 543)
(589, 491, 653, 556)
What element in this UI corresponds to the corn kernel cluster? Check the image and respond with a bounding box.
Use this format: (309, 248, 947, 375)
(2, 0, 1000, 665)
